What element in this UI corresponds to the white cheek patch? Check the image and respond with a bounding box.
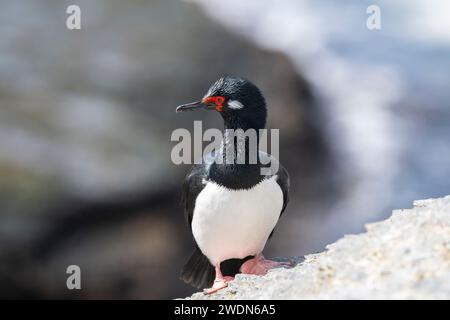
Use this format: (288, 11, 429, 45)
(228, 100, 244, 110)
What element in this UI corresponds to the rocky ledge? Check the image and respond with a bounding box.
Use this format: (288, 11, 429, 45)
(186, 195, 450, 299)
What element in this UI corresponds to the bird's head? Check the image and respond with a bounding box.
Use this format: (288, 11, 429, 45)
(176, 76, 267, 130)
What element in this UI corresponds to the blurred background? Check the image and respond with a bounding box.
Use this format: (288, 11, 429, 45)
(0, 0, 449, 299)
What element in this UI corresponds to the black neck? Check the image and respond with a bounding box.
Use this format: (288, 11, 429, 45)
(208, 118, 265, 189)
(223, 112, 266, 132)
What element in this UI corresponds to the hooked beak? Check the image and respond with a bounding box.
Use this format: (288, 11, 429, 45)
(176, 100, 215, 113)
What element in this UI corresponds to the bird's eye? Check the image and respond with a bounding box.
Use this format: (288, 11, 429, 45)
(216, 96, 225, 104)
(202, 96, 224, 106)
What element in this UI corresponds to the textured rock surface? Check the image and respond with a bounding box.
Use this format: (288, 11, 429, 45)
(187, 196, 450, 299)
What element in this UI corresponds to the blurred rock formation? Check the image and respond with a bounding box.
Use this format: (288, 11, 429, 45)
(0, 0, 328, 299)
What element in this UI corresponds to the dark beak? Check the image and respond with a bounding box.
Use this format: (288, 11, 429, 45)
(176, 100, 214, 113)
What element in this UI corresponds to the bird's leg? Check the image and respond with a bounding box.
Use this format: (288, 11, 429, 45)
(203, 263, 234, 295)
(240, 253, 291, 276)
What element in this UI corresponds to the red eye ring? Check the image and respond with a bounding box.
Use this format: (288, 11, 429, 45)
(216, 96, 225, 104)
(202, 96, 225, 112)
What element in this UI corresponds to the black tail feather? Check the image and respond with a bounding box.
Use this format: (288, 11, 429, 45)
(180, 247, 215, 289)
(180, 246, 254, 289)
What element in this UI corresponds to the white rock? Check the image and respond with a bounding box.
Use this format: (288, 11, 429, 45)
(185, 195, 450, 299)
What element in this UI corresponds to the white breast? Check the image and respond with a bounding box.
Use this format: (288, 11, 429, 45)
(191, 176, 283, 265)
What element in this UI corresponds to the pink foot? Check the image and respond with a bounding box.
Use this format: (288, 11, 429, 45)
(203, 276, 234, 294)
(204, 263, 234, 295)
(240, 254, 291, 275)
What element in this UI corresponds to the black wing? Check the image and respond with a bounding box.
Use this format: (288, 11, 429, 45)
(269, 163, 290, 239)
(181, 162, 208, 232)
(259, 152, 290, 219)
(276, 163, 290, 218)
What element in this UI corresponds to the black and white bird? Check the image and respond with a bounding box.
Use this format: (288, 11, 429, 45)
(176, 76, 290, 294)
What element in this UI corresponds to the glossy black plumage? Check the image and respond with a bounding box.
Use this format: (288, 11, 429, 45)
(178, 76, 290, 289)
